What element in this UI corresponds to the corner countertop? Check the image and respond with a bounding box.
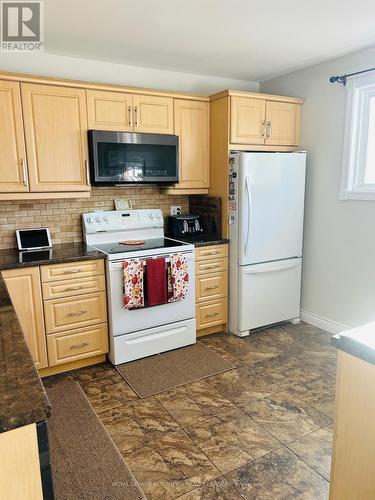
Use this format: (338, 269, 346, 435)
(332, 322, 375, 366)
(0, 243, 105, 434)
(172, 235, 229, 248)
(0, 275, 51, 433)
(0, 242, 104, 270)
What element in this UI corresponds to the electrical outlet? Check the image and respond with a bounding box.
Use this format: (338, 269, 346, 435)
(170, 205, 182, 216)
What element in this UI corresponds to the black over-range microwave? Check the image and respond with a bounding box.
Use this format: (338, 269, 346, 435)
(88, 130, 179, 185)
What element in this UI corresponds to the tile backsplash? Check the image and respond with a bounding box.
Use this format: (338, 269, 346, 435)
(0, 187, 189, 250)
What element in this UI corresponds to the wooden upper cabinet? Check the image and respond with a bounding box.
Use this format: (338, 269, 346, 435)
(0, 81, 29, 192)
(2, 267, 48, 369)
(21, 83, 89, 192)
(230, 96, 266, 144)
(86, 89, 133, 131)
(133, 94, 173, 134)
(173, 99, 209, 190)
(265, 101, 300, 146)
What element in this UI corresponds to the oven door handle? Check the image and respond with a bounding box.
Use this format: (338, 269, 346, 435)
(110, 253, 194, 270)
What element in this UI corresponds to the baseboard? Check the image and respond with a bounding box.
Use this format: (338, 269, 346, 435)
(301, 309, 350, 334)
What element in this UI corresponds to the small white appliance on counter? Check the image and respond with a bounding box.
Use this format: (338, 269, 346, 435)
(82, 209, 196, 364)
(228, 152, 306, 337)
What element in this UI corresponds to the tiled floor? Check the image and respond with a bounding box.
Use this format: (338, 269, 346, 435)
(46, 322, 336, 499)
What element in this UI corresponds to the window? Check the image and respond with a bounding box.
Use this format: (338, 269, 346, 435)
(340, 71, 375, 200)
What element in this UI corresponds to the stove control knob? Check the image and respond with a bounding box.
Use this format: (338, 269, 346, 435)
(103, 216, 108, 223)
(95, 216, 101, 224)
(148, 214, 154, 219)
(155, 213, 161, 219)
(86, 217, 92, 224)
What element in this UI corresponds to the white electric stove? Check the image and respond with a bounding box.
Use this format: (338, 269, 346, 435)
(82, 209, 196, 364)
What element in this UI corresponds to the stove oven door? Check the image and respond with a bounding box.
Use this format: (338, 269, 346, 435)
(107, 251, 195, 335)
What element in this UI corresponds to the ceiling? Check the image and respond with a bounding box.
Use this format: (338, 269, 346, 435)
(44, 0, 375, 82)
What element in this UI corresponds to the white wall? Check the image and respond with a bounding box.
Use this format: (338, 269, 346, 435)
(261, 46, 375, 331)
(0, 52, 259, 95)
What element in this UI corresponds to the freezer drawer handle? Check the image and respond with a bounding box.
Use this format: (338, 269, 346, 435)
(205, 312, 219, 317)
(67, 310, 87, 317)
(69, 342, 89, 350)
(244, 260, 301, 274)
(205, 285, 219, 290)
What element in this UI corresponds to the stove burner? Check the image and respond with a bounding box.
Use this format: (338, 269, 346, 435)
(119, 240, 145, 246)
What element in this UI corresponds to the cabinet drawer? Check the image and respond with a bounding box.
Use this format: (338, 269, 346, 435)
(196, 272, 228, 302)
(40, 259, 104, 283)
(196, 298, 228, 330)
(47, 323, 108, 366)
(196, 244, 228, 261)
(42, 275, 106, 300)
(196, 257, 228, 276)
(44, 292, 107, 334)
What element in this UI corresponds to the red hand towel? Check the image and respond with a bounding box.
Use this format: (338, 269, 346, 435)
(146, 257, 167, 306)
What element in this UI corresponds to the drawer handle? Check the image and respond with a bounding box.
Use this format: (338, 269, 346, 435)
(63, 269, 82, 274)
(63, 286, 82, 292)
(202, 265, 219, 270)
(67, 310, 87, 317)
(204, 251, 219, 255)
(205, 285, 219, 290)
(69, 341, 89, 350)
(205, 312, 219, 317)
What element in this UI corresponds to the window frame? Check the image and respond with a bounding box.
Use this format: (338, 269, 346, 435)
(340, 70, 375, 201)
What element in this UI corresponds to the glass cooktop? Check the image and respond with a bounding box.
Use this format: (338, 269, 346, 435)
(91, 237, 189, 255)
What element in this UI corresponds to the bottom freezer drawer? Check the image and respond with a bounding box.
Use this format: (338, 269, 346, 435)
(238, 258, 302, 333)
(108, 318, 196, 364)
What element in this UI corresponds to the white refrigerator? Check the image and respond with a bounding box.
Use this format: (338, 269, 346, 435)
(228, 151, 306, 337)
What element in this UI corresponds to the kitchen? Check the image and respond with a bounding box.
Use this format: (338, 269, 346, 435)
(1, 2, 375, 499)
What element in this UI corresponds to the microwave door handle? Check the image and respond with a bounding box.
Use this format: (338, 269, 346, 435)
(244, 176, 252, 256)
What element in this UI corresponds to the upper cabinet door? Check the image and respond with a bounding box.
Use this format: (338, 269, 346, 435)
(0, 81, 29, 192)
(87, 90, 133, 131)
(230, 96, 266, 144)
(2, 267, 48, 369)
(133, 94, 173, 134)
(265, 101, 300, 146)
(21, 83, 89, 192)
(174, 99, 209, 189)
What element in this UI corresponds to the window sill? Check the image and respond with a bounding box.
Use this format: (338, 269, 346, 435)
(339, 190, 375, 201)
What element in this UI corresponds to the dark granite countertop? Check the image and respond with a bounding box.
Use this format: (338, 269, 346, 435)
(332, 322, 375, 366)
(0, 243, 105, 433)
(172, 235, 229, 248)
(0, 242, 104, 270)
(0, 276, 51, 432)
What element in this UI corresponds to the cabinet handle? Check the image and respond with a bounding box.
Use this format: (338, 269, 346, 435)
(266, 120, 272, 138)
(202, 265, 219, 270)
(69, 341, 89, 350)
(205, 312, 219, 317)
(85, 159, 90, 185)
(205, 285, 219, 290)
(21, 159, 28, 186)
(63, 286, 82, 291)
(261, 120, 266, 138)
(63, 269, 82, 274)
(135, 106, 139, 127)
(67, 310, 87, 317)
(128, 105, 133, 127)
(203, 251, 219, 256)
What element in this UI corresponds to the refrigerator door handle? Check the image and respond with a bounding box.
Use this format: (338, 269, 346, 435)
(244, 176, 252, 256)
(242, 259, 301, 274)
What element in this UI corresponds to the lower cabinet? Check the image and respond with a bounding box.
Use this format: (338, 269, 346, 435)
(195, 244, 228, 336)
(2, 259, 109, 376)
(2, 266, 48, 369)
